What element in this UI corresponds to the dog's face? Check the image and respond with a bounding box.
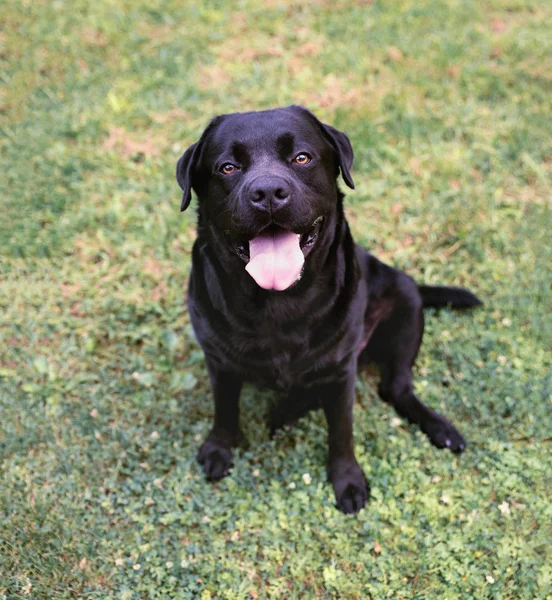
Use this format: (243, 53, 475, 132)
(177, 106, 354, 290)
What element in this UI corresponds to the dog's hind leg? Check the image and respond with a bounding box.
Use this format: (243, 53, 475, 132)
(363, 273, 466, 453)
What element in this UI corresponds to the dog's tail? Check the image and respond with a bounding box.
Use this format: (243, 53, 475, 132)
(418, 285, 483, 309)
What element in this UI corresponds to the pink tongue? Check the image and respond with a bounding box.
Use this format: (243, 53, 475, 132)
(245, 229, 304, 290)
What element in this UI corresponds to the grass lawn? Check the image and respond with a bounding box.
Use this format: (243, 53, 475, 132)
(1, 0, 551, 597)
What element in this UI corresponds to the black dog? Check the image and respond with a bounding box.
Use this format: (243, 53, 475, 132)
(176, 106, 481, 514)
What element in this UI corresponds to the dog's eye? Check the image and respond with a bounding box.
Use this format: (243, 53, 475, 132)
(220, 163, 238, 174)
(293, 153, 312, 165)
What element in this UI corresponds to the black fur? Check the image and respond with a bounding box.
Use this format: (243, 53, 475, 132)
(176, 106, 482, 514)
(418, 285, 483, 309)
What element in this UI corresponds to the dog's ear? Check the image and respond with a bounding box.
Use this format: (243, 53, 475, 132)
(289, 105, 355, 190)
(176, 142, 201, 212)
(176, 116, 224, 211)
(320, 123, 355, 190)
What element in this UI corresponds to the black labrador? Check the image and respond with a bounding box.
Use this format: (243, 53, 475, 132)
(176, 105, 481, 514)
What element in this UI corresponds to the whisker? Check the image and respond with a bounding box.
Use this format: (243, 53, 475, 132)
(213, 206, 234, 220)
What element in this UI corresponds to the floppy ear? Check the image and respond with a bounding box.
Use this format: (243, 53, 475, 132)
(176, 142, 200, 212)
(321, 123, 355, 190)
(289, 105, 355, 190)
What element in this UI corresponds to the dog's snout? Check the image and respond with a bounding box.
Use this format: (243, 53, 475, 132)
(249, 177, 291, 212)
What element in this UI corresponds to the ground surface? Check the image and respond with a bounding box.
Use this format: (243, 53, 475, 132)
(1, 0, 551, 598)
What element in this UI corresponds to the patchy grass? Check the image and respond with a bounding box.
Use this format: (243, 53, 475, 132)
(1, 0, 551, 597)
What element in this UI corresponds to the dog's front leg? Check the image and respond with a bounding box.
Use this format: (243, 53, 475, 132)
(321, 373, 369, 514)
(197, 359, 242, 481)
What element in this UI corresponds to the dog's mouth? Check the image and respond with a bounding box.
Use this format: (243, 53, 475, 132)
(231, 217, 324, 291)
(234, 217, 324, 260)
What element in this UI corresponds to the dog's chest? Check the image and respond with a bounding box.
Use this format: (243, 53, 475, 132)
(207, 306, 357, 391)
(234, 319, 319, 390)
(197, 311, 336, 390)
(189, 260, 363, 390)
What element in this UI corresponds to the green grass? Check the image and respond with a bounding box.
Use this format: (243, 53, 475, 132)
(1, 0, 551, 597)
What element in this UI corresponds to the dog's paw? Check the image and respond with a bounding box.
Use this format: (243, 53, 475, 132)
(422, 417, 466, 453)
(197, 438, 233, 480)
(329, 459, 370, 514)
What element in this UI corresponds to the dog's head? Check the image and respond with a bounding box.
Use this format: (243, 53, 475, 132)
(176, 105, 354, 291)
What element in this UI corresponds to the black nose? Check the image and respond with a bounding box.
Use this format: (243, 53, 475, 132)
(248, 176, 291, 212)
